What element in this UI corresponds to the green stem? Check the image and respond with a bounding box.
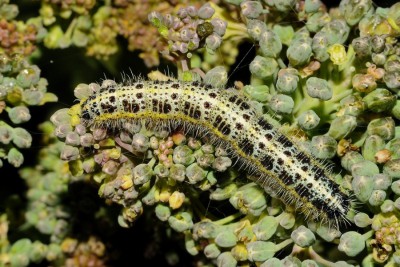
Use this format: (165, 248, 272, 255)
(214, 212, 242, 225)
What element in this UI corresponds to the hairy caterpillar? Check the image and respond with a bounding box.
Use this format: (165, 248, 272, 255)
(80, 78, 352, 227)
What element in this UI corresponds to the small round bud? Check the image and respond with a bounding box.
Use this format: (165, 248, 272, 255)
(287, 39, 312, 66)
(65, 131, 80, 146)
(250, 56, 278, 78)
(198, 3, 215, 19)
(205, 33, 222, 51)
(328, 115, 357, 139)
(354, 212, 372, 228)
(362, 135, 384, 162)
(241, 1, 264, 19)
(8, 106, 31, 124)
(217, 252, 237, 267)
(297, 110, 320, 130)
(383, 159, 400, 179)
(338, 231, 366, 257)
(352, 175, 374, 203)
(168, 212, 193, 232)
(12, 127, 32, 148)
(259, 30, 282, 58)
(367, 117, 395, 141)
(253, 216, 278, 241)
(204, 244, 221, 259)
(204, 66, 227, 88)
(306, 77, 332, 100)
(155, 204, 171, 221)
(211, 18, 227, 36)
(7, 148, 24, 167)
(186, 163, 207, 184)
(352, 37, 371, 57)
(363, 89, 396, 113)
(269, 94, 294, 114)
(276, 70, 298, 94)
(368, 190, 386, 206)
(310, 135, 337, 159)
(212, 156, 232, 172)
(246, 241, 276, 262)
(60, 145, 80, 161)
(247, 19, 267, 41)
(173, 145, 195, 166)
(291, 226, 316, 247)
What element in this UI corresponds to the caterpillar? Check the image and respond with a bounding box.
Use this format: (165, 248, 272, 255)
(80, 78, 352, 227)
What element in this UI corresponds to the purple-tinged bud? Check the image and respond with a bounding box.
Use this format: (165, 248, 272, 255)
(102, 160, 119, 175)
(211, 18, 227, 36)
(205, 34, 222, 50)
(187, 6, 197, 17)
(198, 3, 215, 19)
(80, 133, 94, 147)
(177, 8, 188, 19)
(241, 1, 264, 19)
(65, 131, 80, 146)
(74, 124, 86, 135)
(61, 145, 80, 161)
(93, 128, 107, 140)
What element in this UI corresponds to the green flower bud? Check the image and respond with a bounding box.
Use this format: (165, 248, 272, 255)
(383, 71, 400, 90)
(276, 70, 299, 94)
(315, 224, 341, 242)
(80, 133, 94, 147)
(16, 65, 41, 88)
(186, 163, 207, 184)
(12, 127, 32, 148)
(372, 53, 386, 66)
(338, 95, 366, 117)
(338, 231, 366, 257)
(282, 256, 302, 266)
(173, 145, 195, 165)
(351, 160, 379, 177)
(297, 110, 320, 130)
(273, 0, 296, 12)
(154, 164, 169, 178)
(217, 252, 237, 267)
(131, 133, 149, 153)
(204, 66, 227, 88)
(392, 100, 400, 120)
(133, 164, 154, 185)
(65, 131, 80, 146)
(305, 0, 323, 13)
(363, 89, 396, 113)
(306, 12, 330, 33)
(102, 160, 118, 175)
(206, 33, 222, 51)
(10, 239, 32, 267)
(291, 226, 316, 247)
(372, 173, 391, 190)
(273, 25, 294, 46)
(253, 216, 278, 241)
(328, 115, 357, 139)
(22, 89, 44, 105)
(0, 125, 13, 144)
(310, 135, 337, 159)
(7, 147, 24, 167)
(302, 259, 319, 267)
(370, 35, 385, 53)
(383, 159, 400, 179)
(279, 212, 295, 229)
(168, 212, 193, 232)
(46, 243, 62, 261)
(210, 184, 238, 200)
(204, 243, 221, 259)
(55, 124, 73, 139)
(60, 145, 80, 161)
(8, 106, 31, 124)
(169, 164, 186, 182)
(351, 37, 371, 57)
(215, 230, 237, 248)
(380, 199, 394, 213)
(247, 19, 267, 41)
(367, 117, 395, 141)
(50, 108, 71, 126)
(312, 32, 329, 62)
(260, 258, 283, 267)
(74, 83, 93, 99)
(269, 94, 294, 114)
(320, 19, 350, 45)
(287, 39, 312, 66)
(241, 1, 264, 19)
(354, 212, 372, 228)
(391, 180, 400, 195)
(394, 197, 400, 211)
(341, 151, 364, 171)
(29, 241, 47, 263)
(362, 135, 385, 162)
(243, 85, 270, 102)
(193, 221, 220, 239)
(246, 241, 276, 262)
(368, 190, 386, 206)
(352, 175, 374, 203)
(230, 184, 267, 216)
(212, 156, 232, 172)
(231, 243, 248, 261)
(306, 77, 332, 100)
(259, 30, 282, 58)
(155, 204, 171, 221)
(250, 56, 278, 78)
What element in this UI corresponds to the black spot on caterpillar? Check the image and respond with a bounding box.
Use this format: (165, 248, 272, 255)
(80, 79, 352, 227)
